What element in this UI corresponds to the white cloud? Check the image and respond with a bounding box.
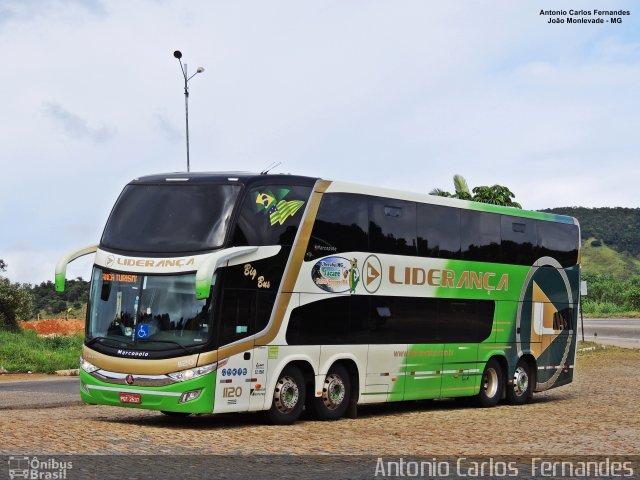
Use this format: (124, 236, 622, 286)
(42, 102, 116, 143)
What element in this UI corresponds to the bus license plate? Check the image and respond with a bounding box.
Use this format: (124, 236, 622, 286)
(119, 393, 141, 404)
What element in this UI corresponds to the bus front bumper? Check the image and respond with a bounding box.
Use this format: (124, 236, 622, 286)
(79, 369, 216, 414)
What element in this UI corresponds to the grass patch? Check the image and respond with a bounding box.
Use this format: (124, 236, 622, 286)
(581, 237, 640, 279)
(0, 329, 83, 373)
(582, 310, 640, 318)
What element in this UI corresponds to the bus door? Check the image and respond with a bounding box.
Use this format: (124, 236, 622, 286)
(213, 289, 262, 414)
(214, 344, 268, 414)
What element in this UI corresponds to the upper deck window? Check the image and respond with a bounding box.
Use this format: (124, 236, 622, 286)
(232, 185, 312, 246)
(101, 184, 241, 254)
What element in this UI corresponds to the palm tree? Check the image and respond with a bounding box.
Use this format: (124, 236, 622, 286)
(429, 174, 471, 200)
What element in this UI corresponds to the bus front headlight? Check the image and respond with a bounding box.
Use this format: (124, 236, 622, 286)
(80, 356, 99, 373)
(168, 362, 218, 382)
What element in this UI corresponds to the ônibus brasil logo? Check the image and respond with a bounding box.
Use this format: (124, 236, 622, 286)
(8, 456, 73, 479)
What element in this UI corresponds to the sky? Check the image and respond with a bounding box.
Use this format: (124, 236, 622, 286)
(1, 0, 639, 285)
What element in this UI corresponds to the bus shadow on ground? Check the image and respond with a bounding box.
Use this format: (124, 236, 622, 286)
(92, 393, 568, 431)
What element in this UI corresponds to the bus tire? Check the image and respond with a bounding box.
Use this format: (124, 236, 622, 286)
(266, 365, 306, 425)
(160, 411, 192, 417)
(476, 358, 504, 408)
(506, 358, 534, 405)
(307, 364, 351, 421)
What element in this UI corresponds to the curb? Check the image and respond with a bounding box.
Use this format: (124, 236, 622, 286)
(55, 369, 80, 376)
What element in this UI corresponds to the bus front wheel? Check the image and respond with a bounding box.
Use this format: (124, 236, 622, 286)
(266, 365, 306, 425)
(307, 364, 351, 421)
(476, 358, 504, 408)
(506, 358, 534, 405)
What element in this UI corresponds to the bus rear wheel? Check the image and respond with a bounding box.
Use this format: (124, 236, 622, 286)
(266, 365, 306, 425)
(506, 359, 534, 405)
(307, 364, 351, 421)
(476, 358, 504, 408)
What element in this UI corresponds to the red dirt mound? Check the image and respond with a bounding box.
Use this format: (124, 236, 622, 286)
(19, 319, 84, 336)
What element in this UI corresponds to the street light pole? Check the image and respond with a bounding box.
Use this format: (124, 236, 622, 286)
(174, 50, 204, 172)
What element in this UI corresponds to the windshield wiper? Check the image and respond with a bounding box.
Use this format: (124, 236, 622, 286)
(136, 339, 193, 354)
(86, 336, 129, 348)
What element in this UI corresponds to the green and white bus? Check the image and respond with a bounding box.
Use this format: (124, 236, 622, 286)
(56, 173, 580, 424)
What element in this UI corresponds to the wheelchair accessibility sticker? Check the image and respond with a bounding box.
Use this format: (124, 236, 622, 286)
(136, 324, 149, 339)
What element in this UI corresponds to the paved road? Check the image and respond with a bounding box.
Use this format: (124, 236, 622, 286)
(0, 377, 80, 410)
(579, 318, 640, 349)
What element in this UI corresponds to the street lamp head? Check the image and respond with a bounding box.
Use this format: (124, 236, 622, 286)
(196, 67, 205, 73)
(173, 50, 182, 59)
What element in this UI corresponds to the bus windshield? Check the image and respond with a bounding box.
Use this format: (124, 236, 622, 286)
(87, 267, 213, 351)
(101, 183, 241, 253)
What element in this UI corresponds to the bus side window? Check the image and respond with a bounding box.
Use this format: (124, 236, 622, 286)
(306, 193, 368, 260)
(460, 210, 501, 262)
(500, 215, 537, 265)
(369, 198, 417, 256)
(537, 221, 579, 268)
(417, 204, 461, 259)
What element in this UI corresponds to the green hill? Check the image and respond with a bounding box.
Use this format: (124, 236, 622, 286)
(544, 207, 640, 257)
(542, 207, 640, 279)
(543, 207, 640, 315)
(580, 237, 640, 279)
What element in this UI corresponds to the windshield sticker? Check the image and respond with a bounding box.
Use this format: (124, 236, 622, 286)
(136, 324, 149, 339)
(255, 190, 305, 226)
(311, 256, 360, 293)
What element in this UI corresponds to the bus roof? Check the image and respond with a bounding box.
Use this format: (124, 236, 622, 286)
(129, 172, 577, 226)
(130, 172, 319, 188)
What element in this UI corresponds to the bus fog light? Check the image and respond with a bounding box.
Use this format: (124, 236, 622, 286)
(179, 389, 202, 403)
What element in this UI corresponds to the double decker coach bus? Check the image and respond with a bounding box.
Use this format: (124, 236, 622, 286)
(56, 172, 580, 424)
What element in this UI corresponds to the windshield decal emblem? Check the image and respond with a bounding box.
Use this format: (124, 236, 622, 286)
(255, 190, 305, 226)
(126, 374, 135, 385)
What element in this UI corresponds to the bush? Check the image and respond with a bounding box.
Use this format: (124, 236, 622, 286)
(0, 277, 32, 331)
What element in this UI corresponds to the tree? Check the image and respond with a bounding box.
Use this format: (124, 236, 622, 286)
(430, 174, 471, 200)
(430, 175, 522, 209)
(471, 185, 522, 209)
(0, 260, 33, 331)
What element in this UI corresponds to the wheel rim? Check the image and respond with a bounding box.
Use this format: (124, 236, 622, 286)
(482, 367, 499, 398)
(512, 366, 529, 397)
(273, 375, 299, 413)
(322, 373, 346, 410)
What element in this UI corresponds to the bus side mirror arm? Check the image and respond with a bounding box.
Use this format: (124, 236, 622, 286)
(195, 246, 259, 300)
(55, 244, 99, 292)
